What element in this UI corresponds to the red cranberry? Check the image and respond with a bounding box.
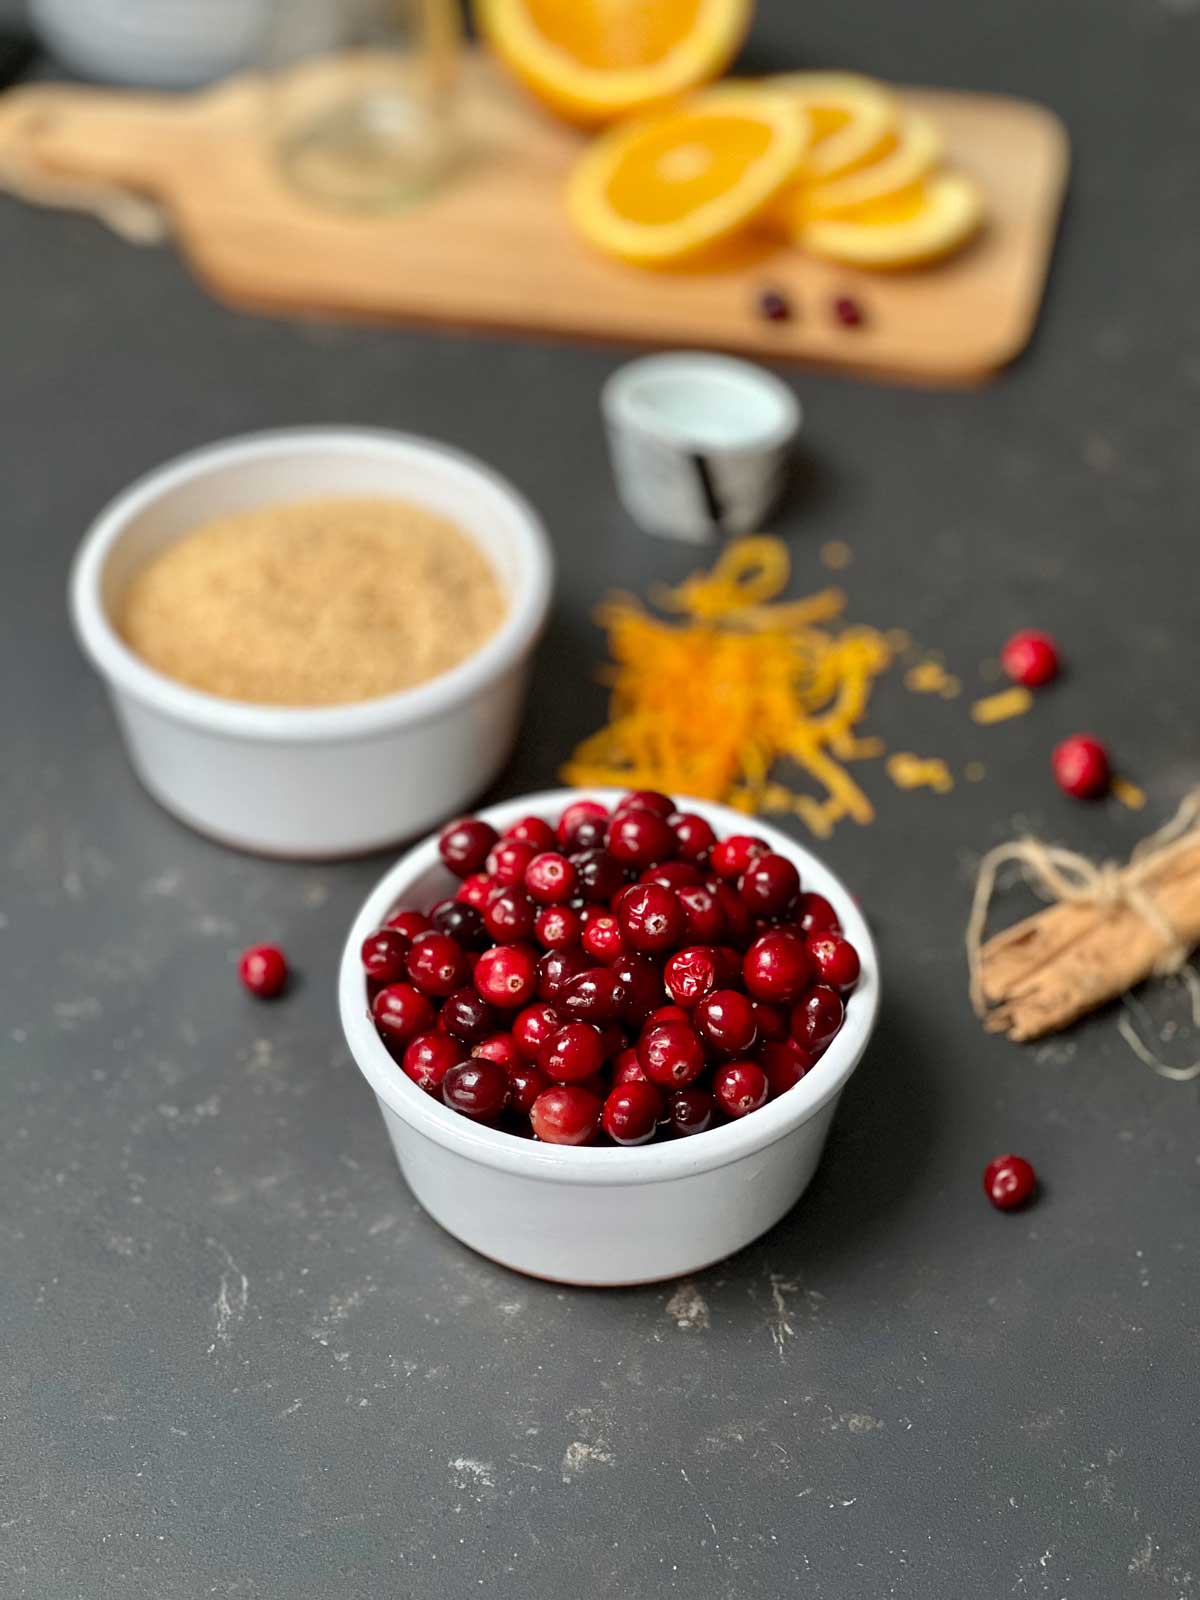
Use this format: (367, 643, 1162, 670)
(570, 817, 608, 851)
(612, 953, 666, 1025)
(1002, 629, 1059, 688)
(761, 1040, 815, 1098)
(442, 1059, 509, 1121)
(513, 1002, 561, 1060)
(455, 874, 494, 911)
(983, 1153, 1037, 1210)
(471, 1031, 520, 1074)
(617, 882, 686, 955)
(372, 982, 436, 1048)
(401, 1030, 459, 1093)
(676, 883, 727, 944)
(1052, 734, 1110, 799)
(608, 809, 678, 870)
(504, 814, 556, 852)
(508, 1064, 549, 1116)
(795, 892, 840, 936)
(602, 1082, 663, 1146)
(441, 986, 498, 1045)
(752, 999, 789, 1041)
(534, 904, 581, 948)
(665, 1087, 713, 1137)
(560, 966, 625, 1023)
(710, 833, 769, 882)
(756, 285, 794, 323)
(663, 946, 723, 1008)
(557, 798, 609, 849)
(384, 908, 430, 942)
(239, 943, 288, 998)
(438, 817, 498, 878)
(539, 1021, 606, 1083)
(361, 927, 410, 984)
(833, 293, 864, 327)
(537, 946, 590, 1000)
(524, 850, 577, 905)
(806, 932, 860, 992)
(711, 882, 754, 947)
(640, 860, 705, 891)
(695, 988, 758, 1055)
(570, 848, 626, 904)
(611, 1047, 648, 1086)
(474, 943, 539, 1008)
(646, 1003, 690, 1029)
(615, 789, 675, 819)
(739, 852, 800, 917)
(637, 1020, 706, 1088)
(406, 931, 469, 997)
(670, 811, 717, 862)
(743, 930, 811, 1002)
(483, 886, 537, 943)
(713, 1060, 769, 1118)
(486, 838, 537, 887)
(430, 898, 488, 949)
(791, 985, 844, 1051)
(530, 1084, 602, 1145)
(582, 912, 626, 964)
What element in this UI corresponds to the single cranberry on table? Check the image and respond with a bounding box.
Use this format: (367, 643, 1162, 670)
(713, 1060, 769, 1118)
(530, 1084, 602, 1145)
(441, 986, 498, 1045)
(431, 898, 489, 949)
(795, 891, 840, 936)
(504, 814, 556, 852)
(608, 808, 678, 870)
(513, 1001, 561, 1061)
(1052, 734, 1110, 799)
(535, 904, 581, 949)
(239, 943, 288, 998)
(401, 1030, 460, 1093)
(761, 1039, 816, 1098)
(602, 1081, 663, 1146)
(372, 982, 436, 1048)
(557, 798, 609, 849)
(508, 1064, 550, 1116)
(474, 943, 539, 1007)
(438, 817, 498, 878)
(537, 946, 590, 1000)
(739, 852, 801, 917)
(571, 847, 626, 904)
(454, 874, 494, 911)
(361, 927, 410, 984)
(710, 833, 770, 882)
(695, 988, 758, 1055)
(615, 789, 675, 819)
(983, 1153, 1037, 1211)
(486, 837, 537, 887)
(671, 811, 717, 862)
(524, 850, 577, 905)
(791, 985, 845, 1051)
(805, 932, 860, 992)
(539, 1021, 607, 1083)
(582, 912, 626, 964)
(406, 930, 470, 997)
(560, 966, 626, 1023)
(617, 882, 687, 954)
(442, 1058, 510, 1121)
(384, 908, 431, 942)
(664, 1086, 714, 1137)
(676, 883, 726, 944)
(471, 1031, 521, 1074)
(743, 929, 811, 1002)
(1002, 628, 1060, 688)
(637, 1020, 706, 1088)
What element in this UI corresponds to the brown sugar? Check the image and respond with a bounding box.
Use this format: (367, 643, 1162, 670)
(118, 497, 506, 707)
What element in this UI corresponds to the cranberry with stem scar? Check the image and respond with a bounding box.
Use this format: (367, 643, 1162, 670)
(524, 851, 577, 905)
(438, 817, 498, 878)
(713, 1060, 769, 1118)
(677, 884, 727, 944)
(474, 943, 539, 1008)
(582, 912, 626, 964)
(442, 1059, 510, 1121)
(617, 882, 687, 955)
(637, 1020, 706, 1088)
(530, 1084, 602, 1145)
(406, 931, 469, 997)
(805, 932, 860, 992)
(665, 1087, 714, 1137)
(239, 943, 288, 998)
(535, 904, 581, 949)
(602, 1081, 663, 1145)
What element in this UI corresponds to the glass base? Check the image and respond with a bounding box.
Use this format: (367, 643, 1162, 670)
(276, 91, 455, 212)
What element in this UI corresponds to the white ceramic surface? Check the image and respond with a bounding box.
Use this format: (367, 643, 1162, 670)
(31, 0, 271, 87)
(339, 790, 879, 1285)
(69, 429, 554, 858)
(602, 353, 801, 545)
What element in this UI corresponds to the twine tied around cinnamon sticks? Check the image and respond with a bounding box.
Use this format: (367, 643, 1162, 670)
(967, 790, 1200, 1081)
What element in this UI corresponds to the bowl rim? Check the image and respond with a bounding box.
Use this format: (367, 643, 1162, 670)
(68, 426, 555, 745)
(601, 351, 802, 455)
(339, 788, 879, 1187)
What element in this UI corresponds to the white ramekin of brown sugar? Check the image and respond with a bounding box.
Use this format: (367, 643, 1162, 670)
(69, 428, 554, 858)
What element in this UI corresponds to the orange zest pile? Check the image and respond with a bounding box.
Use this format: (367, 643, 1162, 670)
(561, 537, 893, 837)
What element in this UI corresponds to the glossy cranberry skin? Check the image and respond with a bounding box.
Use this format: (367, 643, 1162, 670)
(483, 887, 537, 944)
(486, 838, 537, 887)
(401, 1030, 460, 1093)
(431, 899, 489, 949)
(711, 882, 755, 947)
(611, 954, 666, 1026)
(504, 814, 556, 852)
(361, 927, 410, 984)
(455, 874, 494, 911)
(441, 986, 498, 1045)
(615, 789, 675, 819)
(239, 943, 288, 998)
(438, 817, 498, 877)
(710, 833, 770, 882)
(524, 851, 577, 905)
(639, 860, 705, 892)
(582, 912, 626, 964)
(384, 908, 431, 942)
(637, 1020, 706, 1088)
(739, 853, 800, 917)
(663, 946, 723, 1008)
(1052, 734, 1110, 799)
(675, 884, 725, 944)
(646, 1004, 690, 1029)
(713, 1060, 769, 1118)
(557, 798, 610, 849)
(513, 1002, 561, 1061)
(372, 982, 436, 1048)
(474, 943, 539, 1008)
(443, 1059, 509, 1121)
(665, 1087, 713, 1137)
(1002, 629, 1059, 688)
(406, 931, 469, 997)
(695, 988, 758, 1055)
(557, 966, 623, 1024)
(743, 930, 811, 1002)
(608, 808, 678, 870)
(471, 1032, 521, 1074)
(795, 892, 840, 936)
(805, 932, 860, 992)
(617, 883, 687, 955)
(761, 1040, 815, 1098)
(983, 1153, 1037, 1210)
(508, 1064, 550, 1116)
(534, 904, 581, 949)
(833, 293, 864, 327)
(757, 285, 793, 323)
(671, 811, 717, 863)
(539, 1022, 606, 1085)
(530, 1084, 602, 1145)
(752, 999, 790, 1042)
(611, 1047, 648, 1086)
(602, 1082, 664, 1146)
(537, 946, 590, 1001)
(569, 847, 626, 904)
(791, 985, 845, 1051)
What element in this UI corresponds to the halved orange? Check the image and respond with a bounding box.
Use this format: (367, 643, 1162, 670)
(477, 0, 753, 126)
(567, 86, 810, 265)
(798, 170, 984, 269)
(776, 109, 943, 231)
(770, 72, 897, 182)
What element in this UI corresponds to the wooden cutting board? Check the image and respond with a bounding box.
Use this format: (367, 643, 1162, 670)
(0, 57, 1069, 385)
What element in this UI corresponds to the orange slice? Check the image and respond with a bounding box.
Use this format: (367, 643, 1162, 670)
(798, 170, 984, 269)
(567, 87, 810, 265)
(770, 72, 897, 181)
(775, 109, 943, 231)
(477, 0, 753, 126)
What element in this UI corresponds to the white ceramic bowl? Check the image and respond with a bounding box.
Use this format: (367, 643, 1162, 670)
(339, 790, 879, 1285)
(69, 429, 554, 858)
(31, 0, 271, 87)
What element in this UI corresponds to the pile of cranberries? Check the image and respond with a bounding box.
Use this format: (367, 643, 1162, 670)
(359, 791, 861, 1147)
